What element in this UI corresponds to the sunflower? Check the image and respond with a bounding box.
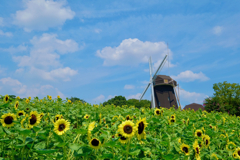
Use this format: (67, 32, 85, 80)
(105, 124, 108, 128)
(48, 96, 52, 100)
(13, 101, 19, 110)
(55, 114, 63, 122)
(180, 143, 190, 156)
(178, 138, 181, 144)
(202, 135, 210, 148)
(16, 96, 20, 100)
(89, 138, 101, 149)
(126, 115, 131, 120)
(17, 110, 26, 118)
(226, 142, 236, 151)
(233, 147, 240, 159)
(4, 94, 9, 103)
(193, 140, 200, 157)
(118, 120, 137, 139)
(1, 113, 17, 128)
(154, 109, 161, 116)
(68, 100, 71, 103)
(25, 99, 29, 104)
(136, 118, 148, 140)
(39, 113, 44, 119)
(57, 95, 60, 99)
(21, 114, 28, 128)
(28, 96, 31, 100)
(211, 153, 219, 160)
(195, 130, 203, 138)
(182, 119, 186, 124)
(186, 118, 189, 125)
(54, 119, 70, 135)
(88, 122, 96, 140)
(84, 114, 90, 119)
(170, 114, 175, 119)
(28, 111, 41, 128)
(116, 133, 128, 144)
(25, 107, 30, 112)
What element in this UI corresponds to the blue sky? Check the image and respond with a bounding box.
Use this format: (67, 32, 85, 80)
(0, 0, 240, 108)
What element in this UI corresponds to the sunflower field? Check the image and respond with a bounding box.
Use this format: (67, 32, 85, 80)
(0, 94, 240, 160)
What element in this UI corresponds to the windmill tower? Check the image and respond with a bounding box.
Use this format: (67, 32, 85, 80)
(139, 54, 181, 109)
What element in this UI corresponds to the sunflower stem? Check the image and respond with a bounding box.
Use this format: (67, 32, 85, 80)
(26, 131, 39, 159)
(21, 135, 26, 160)
(125, 138, 131, 160)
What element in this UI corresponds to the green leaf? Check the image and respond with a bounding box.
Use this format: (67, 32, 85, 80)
(129, 149, 141, 156)
(52, 131, 63, 143)
(54, 142, 66, 147)
(35, 149, 58, 154)
(100, 154, 113, 159)
(34, 141, 46, 149)
(0, 139, 11, 143)
(74, 128, 87, 135)
(18, 128, 31, 136)
(32, 126, 41, 132)
(162, 154, 174, 160)
(68, 143, 82, 151)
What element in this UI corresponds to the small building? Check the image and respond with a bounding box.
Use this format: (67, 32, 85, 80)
(184, 103, 205, 111)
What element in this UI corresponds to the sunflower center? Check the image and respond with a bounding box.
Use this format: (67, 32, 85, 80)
(4, 116, 13, 124)
(126, 116, 130, 120)
(238, 150, 240, 156)
(26, 108, 29, 110)
(30, 115, 37, 125)
(91, 139, 99, 146)
(58, 124, 65, 131)
(124, 125, 132, 134)
(86, 116, 89, 118)
(196, 147, 199, 154)
(171, 116, 174, 118)
(16, 103, 19, 108)
(56, 117, 59, 120)
(138, 122, 144, 134)
(183, 147, 188, 153)
(5, 97, 9, 101)
(119, 134, 127, 140)
(210, 126, 212, 128)
(18, 113, 23, 116)
(171, 119, 175, 122)
(206, 140, 209, 145)
(197, 132, 202, 137)
(156, 110, 160, 114)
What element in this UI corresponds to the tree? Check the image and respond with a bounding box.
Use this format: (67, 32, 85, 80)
(69, 97, 86, 103)
(103, 95, 127, 107)
(204, 81, 240, 116)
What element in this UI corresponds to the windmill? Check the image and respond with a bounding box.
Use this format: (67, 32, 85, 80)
(139, 54, 181, 109)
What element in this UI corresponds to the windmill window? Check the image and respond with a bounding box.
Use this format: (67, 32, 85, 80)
(168, 97, 170, 101)
(158, 102, 161, 107)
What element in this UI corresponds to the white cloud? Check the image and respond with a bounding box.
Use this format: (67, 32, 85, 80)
(16, 68, 24, 73)
(124, 84, 135, 89)
(11, 33, 79, 81)
(127, 93, 142, 100)
(96, 38, 175, 68)
(106, 95, 116, 101)
(28, 67, 78, 81)
(0, 77, 65, 99)
(94, 29, 102, 33)
(93, 94, 105, 103)
(179, 89, 208, 107)
(12, 0, 75, 32)
(0, 30, 13, 37)
(3, 44, 28, 54)
(171, 70, 209, 82)
(213, 26, 223, 35)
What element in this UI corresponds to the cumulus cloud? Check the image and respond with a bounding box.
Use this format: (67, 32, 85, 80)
(3, 44, 28, 54)
(171, 70, 209, 82)
(179, 89, 208, 107)
(96, 38, 176, 69)
(11, 33, 79, 81)
(93, 94, 105, 104)
(0, 30, 13, 37)
(0, 77, 65, 99)
(124, 84, 135, 89)
(127, 93, 142, 100)
(94, 29, 102, 33)
(213, 26, 223, 35)
(28, 67, 78, 81)
(12, 0, 75, 32)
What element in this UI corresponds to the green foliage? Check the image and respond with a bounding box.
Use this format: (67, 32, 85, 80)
(204, 81, 240, 116)
(102, 95, 151, 108)
(69, 97, 86, 104)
